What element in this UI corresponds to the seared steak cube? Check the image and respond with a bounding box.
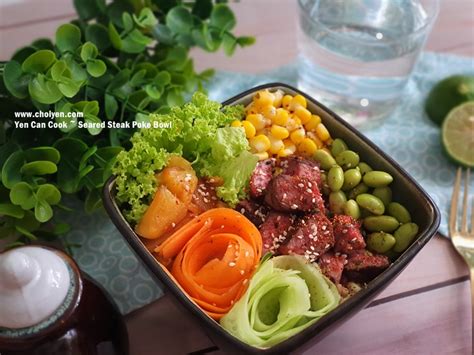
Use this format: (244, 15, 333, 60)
(319, 252, 347, 284)
(279, 156, 322, 188)
(333, 214, 366, 254)
(343, 250, 390, 283)
(259, 212, 295, 254)
(264, 174, 325, 213)
(278, 213, 334, 261)
(249, 158, 275, 198)
(235, 199, 268, 228)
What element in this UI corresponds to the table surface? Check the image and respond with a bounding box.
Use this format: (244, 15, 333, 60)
(1, 0, 474, 354)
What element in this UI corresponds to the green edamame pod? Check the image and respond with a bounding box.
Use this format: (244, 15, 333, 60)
(357, 162, 373, 176)
(393, 223, 419, 252)
(363, 215, 400, 232)
(314, 149, 337, 170)
(347, 183, 369, 199)
(344, 199, 361, 219)
(329, 191, 347, 214)
(328, 166, 344, 192)
(367, 232, 396, 253)
(363, 171, 393, 187)
(335, 150, 360, 170)
(356, 193, 385, 215)
(330, 138, 348, 157)
(372, 187, 392, 207)
(342, 168, 362, 191)
(388, 202, 411, 223)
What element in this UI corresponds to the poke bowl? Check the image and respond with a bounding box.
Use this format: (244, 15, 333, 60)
(102, 83, 440, 354)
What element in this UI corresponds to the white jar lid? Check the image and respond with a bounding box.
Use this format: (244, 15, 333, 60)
(0, 246, 71, 329)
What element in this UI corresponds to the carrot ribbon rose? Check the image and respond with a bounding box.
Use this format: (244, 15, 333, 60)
(155, 208, 262, 320)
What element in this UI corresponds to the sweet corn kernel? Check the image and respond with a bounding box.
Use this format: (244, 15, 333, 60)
(231, 120, 242, 128)
(298, 138, 318, 156)
(250, 134, 271, 153)
(245, 102, 258, 115)
(293, 116, 302, 126)
(282, 95, 293, 110)
(315, 123, 330, 141)
(254, 151, 269, 160)
(304, 115, 321, 131)
(270, 125, 289, 140)
(260, 105, 277, 120)
(273, 108, 289, 126)
(283, 139, 297, 154)
(307, 131, 324, 148)
(273, 90, 284, 108)
(242, 120, 256, 139)
(290, 128, 306, 144)
(277, 148, 291, 158)
(284, 117, 299, 132)
(246, 113, 266, 130)
(290, 94, 307, 110)
(294, 106, 311, 124)
(254, 90, 274, 107)
(268, 135, 285, 155)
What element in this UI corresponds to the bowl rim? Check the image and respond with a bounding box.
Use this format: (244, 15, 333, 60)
(102, 82, 441, 354)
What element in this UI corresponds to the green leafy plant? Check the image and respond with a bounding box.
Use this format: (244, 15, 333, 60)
(0, 0, 254, 250)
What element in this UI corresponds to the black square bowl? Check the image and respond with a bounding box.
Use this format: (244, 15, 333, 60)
(102, 83, 441, 354)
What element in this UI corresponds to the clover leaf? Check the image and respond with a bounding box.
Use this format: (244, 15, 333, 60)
(2, 151, 25, 189)
(28, 74, 63, 104)
(166, 6, 193, 34)
(20, 161, 58, 175)
(22, 50, 57, 74)
(10, 182, 36, 210)
(56, 24, 82, 53)
(3, 60, 30, 99)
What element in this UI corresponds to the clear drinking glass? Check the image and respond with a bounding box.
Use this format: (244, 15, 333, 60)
(297, 0, 439, 128)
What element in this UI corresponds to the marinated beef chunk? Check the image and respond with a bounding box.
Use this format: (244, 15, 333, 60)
(249, 158, 275, 198)
(279, 156, 322, 188)
(235, 200, 268, 228)
(332, 214, 366, 254)
(259, 212, 296, 254)
(264, 174, 325, 213)
(278, 213, 334, 262)
(343, 250, 390, 283)
(318, 252, 347, 284)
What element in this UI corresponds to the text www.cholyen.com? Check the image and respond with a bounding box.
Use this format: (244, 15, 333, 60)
(13, 111, 84, 119)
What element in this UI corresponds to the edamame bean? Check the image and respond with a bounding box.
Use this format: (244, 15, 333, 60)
(357, 162, 373, 176)
(388, 202, 411, 223)
(328, 166, 344, 191)
(342, 168, 362, 191)
(330, 138, 348, 157)
(367, 232, 396, 253)
(363, 215, 400, 232)
(372, 187, 392, 207)
(329, 191, 347, 214)
(335, 150, 360, 170)
(393, 223, 419, 252)
(356, 193, 385, 215)
(363, 171, 393, 187)
(347, 183, 369, 199)
(344, 199, 361, 219)
(314, 149, 337, 170)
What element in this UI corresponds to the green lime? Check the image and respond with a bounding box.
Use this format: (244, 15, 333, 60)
(425, 75, 474, 125)
(441, 102, 474, 167)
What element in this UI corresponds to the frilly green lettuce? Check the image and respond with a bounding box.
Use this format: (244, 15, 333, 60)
(113, 93, 249, 224)
(220, 255, 340, 348)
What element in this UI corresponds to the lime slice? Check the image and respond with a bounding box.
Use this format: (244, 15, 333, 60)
(425, 75, 474, 125)
(441, 102, 474, 167)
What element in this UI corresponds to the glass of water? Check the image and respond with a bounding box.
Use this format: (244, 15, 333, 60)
(297, 0, 440, 128)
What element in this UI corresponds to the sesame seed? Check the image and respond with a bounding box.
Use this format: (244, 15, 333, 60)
(229, 262, 236, 267)
(203, 198, 209, 203)
(171, 222, 176, 228)
(291, 204, 298, 209)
